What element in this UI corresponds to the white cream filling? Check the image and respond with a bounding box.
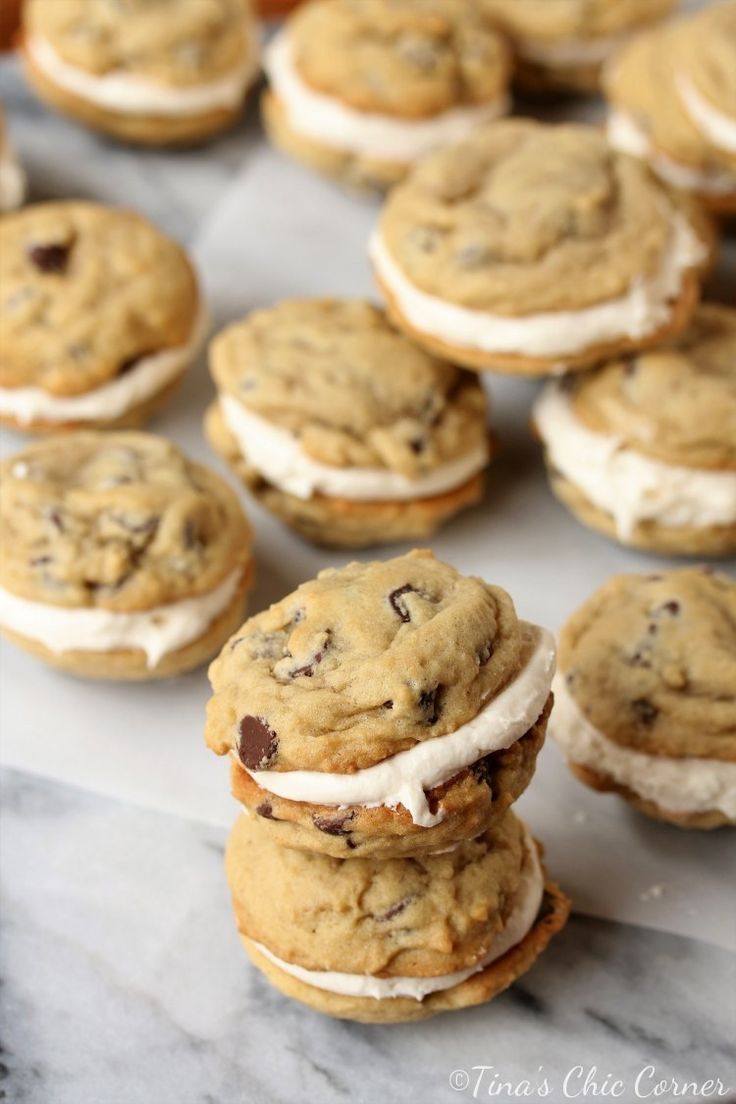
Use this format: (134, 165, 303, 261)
(518, 30, 626, 68)
(677, 74, 736, 155)
(607, 109, 736, 196)
(369, 213, 705, 359)
(0, 565, 244, 668)
(244, 623, 555, 828)
(533, 383, 736, 540)
(0, 146, 25, 213)
(26, 33, 260, 116)
(0, 304, 208, 426)
(247, 826, 544, 1001)
(220, 395, 488, 504)
(551, 675, 736, 819)
(264, 32, 510, 163)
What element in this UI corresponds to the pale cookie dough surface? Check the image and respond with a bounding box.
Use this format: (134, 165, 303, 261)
(24, 0, 255, 86)
(206, 399, 485, 549)
(230, 702, 549, 859)
(570, 304, 736, 472)
(0, 202, 198, 397)
(606, 9, 736, 176)
(481, 0, 674, 41)
(227, 808, 527, 977)
(286, 0, 511, 118)
(209, 299, 489, 477)
(207, 549, 522, 773)
(376, 121, 696, 316)
(559, 569, 736, 763)
(0, 432, 251, 612)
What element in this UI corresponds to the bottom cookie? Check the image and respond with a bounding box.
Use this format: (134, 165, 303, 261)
(205, 400, 485, 549)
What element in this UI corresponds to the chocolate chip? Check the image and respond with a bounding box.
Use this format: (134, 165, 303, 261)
(289, 631, 332, 678)
(409, 438, 425, 455)
(471, 753, 495, 789)
(312, 811, 355, 837)
(28, 243, 70, 274)
(656, 600, 681, 616)
(46, 509, 65, 533)
(419, 684, 443, 725)
(256, 802, 277, 820)
(388, 583, 417, 623)
(237, 716, 278, 770)
(631, 698, 659, 726)
(377, 897, 413, 922)
(382, 700, 394, 710)
(117, 354, 144, 377)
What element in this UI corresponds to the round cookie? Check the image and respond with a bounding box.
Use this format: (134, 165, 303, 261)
(206, 299, 491, 549)
(606, 4, 736, 214)
(0, 202, 204, 433)
(533, 304, 736, 558)
(262, 0, 512, 191)
(551, 568, 736, 829)
(21, 0, 260, 146)
(0, 106, 25, 213)
(226, 809, 570, 1023)
(0, 431, 253, 680)
(206, 549, 556, 857)
(481, 0, 675, 93)
(371, 120, 710, 377)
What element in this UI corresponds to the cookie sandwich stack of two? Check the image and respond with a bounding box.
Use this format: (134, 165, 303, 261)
(206, 549, 570, 1023)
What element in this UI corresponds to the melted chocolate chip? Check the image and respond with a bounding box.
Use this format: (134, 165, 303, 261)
(377, 897, 413, 922)
(237, 716, 278, 770)
(388, 584, 417, 623)
(28, 242, 70, 274)
(256, 802, 277, 820)
(471, 754, 496, 789)
(631, 698, 659, 727)
(312, 811, 355, 837)
(419, 684, 443, 725)
(290, 631, 332, 678)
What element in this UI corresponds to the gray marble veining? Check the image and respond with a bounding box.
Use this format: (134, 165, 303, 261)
(2, 770, 735, 1104)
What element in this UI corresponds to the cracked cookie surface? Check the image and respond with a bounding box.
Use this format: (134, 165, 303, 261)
(207, 549, 522, 773)
(0, 202, 199, 397)
(0, 431, 251, 611)
(558, 568, 736, 762)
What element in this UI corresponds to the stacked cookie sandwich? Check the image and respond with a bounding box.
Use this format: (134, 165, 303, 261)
(206, 549, 569, 1022)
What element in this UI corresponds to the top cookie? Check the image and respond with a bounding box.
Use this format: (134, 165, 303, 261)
(285, 0, 511, 117)
(0, 202, 199, 397)
(210, 299, 488, 479)
(559, 568, 736, 762)
(375, 120, 699, 316)
(569, 304, 736, 471)
(24, 0, 254, 86)
(482, 0, 674, 41)
(207, 549, 522, 773)
(0, 431, 250, 612)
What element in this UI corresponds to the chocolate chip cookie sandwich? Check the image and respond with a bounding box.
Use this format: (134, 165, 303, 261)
(371, 120, 709, 377)
(482, 0, 675, 93)
(0, 201, 205, 433)
(225, 808, 569, 1023)
(262, 0, 512, 191)
(533, 304, 736, 558)
(21, 0, 260, 146)
(206, 299, 491, 548)
(551, 568, 736, 830)
(0, 106, 25, 213)
(606, 2, 736, 214)
(0, 432, 253, 680)
(206, 550, 556, 859)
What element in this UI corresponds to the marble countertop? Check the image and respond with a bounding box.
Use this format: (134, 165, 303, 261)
(1, 46, 735, 1104)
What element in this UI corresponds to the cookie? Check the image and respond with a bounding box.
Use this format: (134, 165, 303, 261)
(21, 0, 260, 146)
(206, 549, 556, 857)
(371, 120, 709, 377)
(226, 808, 570, 1023)
(262, 0, 512, 191)
(533, 304, 736, 558)
(482, 0, 675, 93)
(606, 3, 736, 214)
(0, 106, 25, 213)
(0, 202, 204, 433)
(206, 300, 491, 548)
(0, 431, 253, 680)
(551, 568, 736, 829)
